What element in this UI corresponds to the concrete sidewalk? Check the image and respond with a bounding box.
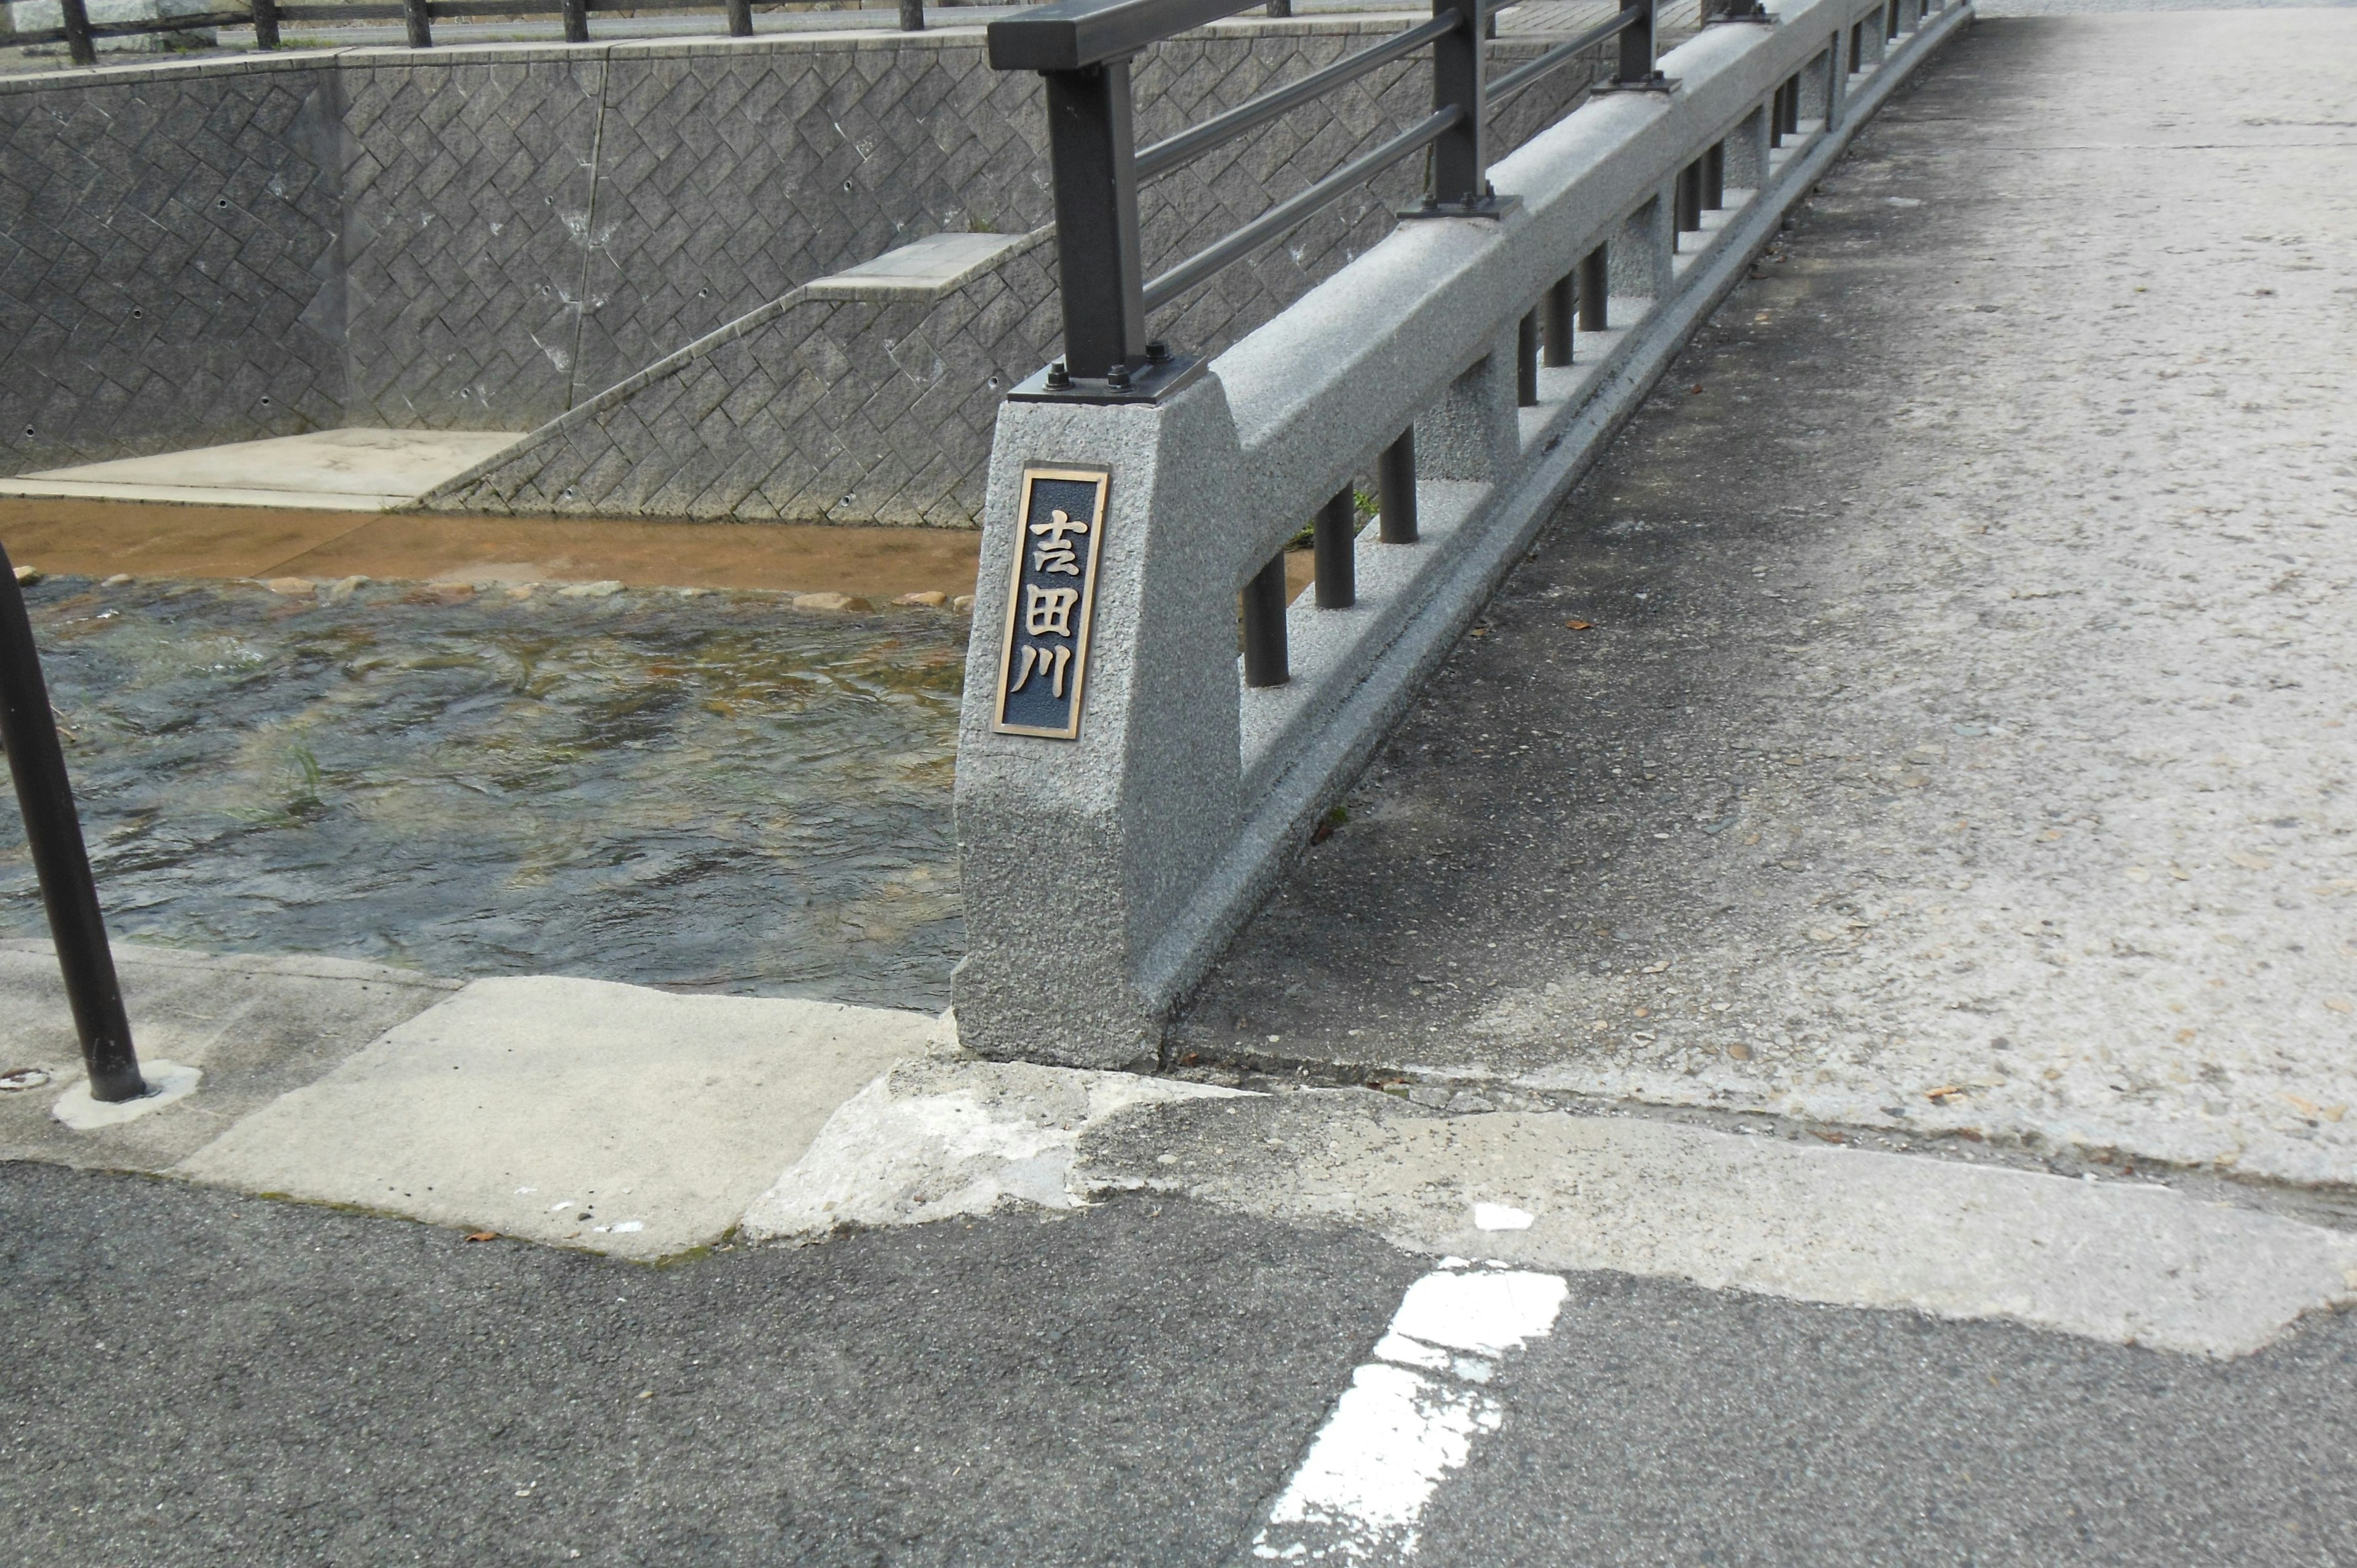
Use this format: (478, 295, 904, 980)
(1176, 8, 2357, 1194)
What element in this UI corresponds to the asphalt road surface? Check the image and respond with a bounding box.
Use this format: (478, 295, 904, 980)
(7, 1161, 2357, 1566)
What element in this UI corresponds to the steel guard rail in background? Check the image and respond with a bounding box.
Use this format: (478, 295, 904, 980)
(13, 0, 929, 68)
(953, 0, 1972, 1068)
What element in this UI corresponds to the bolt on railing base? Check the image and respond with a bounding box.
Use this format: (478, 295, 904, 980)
(1007, 352, 1208, 407)
(1592, 71, 1682, 94)
(1395, 191, 1524, 222)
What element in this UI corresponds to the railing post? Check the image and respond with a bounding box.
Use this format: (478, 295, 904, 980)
(251, 0, 281, 50)
(1378, 430, 1417, 544)
(1042, 63, 1147, 382)
(900, 0, 924, 30)
(1243, 554, 1290, 687)
(59, 0, 96, 65)
(1577, 244, 1608, 331)
(1542, 273, 1574, 366)
(560, 0, 588, 44)
(0, 547, 142, 1105)
(1703, 140, 1725, 208)
(1675, 160, 1703, 234)
(403, 0, 432, 47)
(1515, 310, 1539, 405)
(1313, 488, 1356, 609)
(726, 0, 751, 34)
(1426, 0, 1488, 209)
(1616, 0, 1654, 85)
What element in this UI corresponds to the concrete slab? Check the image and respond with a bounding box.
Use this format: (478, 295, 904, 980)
(1078, 1090, 2357, 1359)
(0, 940, 458, 1172)
(174, 976, 940, 1259)
(806, 231, 1040, 301)
(0, 430, 522, 511)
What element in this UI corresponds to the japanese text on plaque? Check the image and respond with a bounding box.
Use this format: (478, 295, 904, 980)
(992, 467, 1109, 739)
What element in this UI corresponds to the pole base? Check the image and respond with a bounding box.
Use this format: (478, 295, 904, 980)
(1394, 192, 1525, 222)
(1592, 72, 1682, 94)
(1007, 352, 1207, 406)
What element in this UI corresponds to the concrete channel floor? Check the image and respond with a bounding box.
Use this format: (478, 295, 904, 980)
(1177, 6, 2357, 1195)
(8, 10, 2357, 1564)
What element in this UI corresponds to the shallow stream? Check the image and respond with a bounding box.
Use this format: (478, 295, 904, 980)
(0, 576, 966, 1010)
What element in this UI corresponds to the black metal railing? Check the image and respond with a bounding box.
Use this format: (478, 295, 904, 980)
(9, 0, 926, 65)
(0, 550, 145, 1105)
(988, 0, 1666, 400)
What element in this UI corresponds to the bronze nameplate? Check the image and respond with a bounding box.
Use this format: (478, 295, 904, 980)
(992, 466, 1110, 740)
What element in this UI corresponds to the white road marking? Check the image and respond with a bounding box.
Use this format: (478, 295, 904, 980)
(1250, 1262, 1568, 1562)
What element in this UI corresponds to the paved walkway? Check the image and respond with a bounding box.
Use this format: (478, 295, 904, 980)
(1179, 6, 2357, 1194)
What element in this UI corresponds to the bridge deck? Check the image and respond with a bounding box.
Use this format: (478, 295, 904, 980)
(1177, 7, 2357, 1191)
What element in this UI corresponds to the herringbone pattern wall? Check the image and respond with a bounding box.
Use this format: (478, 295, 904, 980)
(424, 27, 1608, 528)
(0, 61, 346, 474)
(3, 22, 1637, 511)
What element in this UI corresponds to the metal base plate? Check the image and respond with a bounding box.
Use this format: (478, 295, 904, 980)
(1590, 73, 1683, 93)
(1005, 353, 1209, 406)
(1393, 192, 1525, 222)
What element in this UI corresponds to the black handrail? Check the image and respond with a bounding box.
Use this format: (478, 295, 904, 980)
(1487, 6, 1641, 107)
(1137, 13, 1457, 180)
(0, 548, 145, 1105)
(992, 0, 1663, 395)
(1144, 106, 1461, 309)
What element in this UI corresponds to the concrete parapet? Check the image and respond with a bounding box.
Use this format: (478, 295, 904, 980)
(953, 0, 1972, 1064)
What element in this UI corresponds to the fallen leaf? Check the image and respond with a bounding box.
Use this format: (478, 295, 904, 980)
(1925, 1084, 1965, 1102)
(464, 1231, 499, 1243)
(1810, 1129, 1843, 1143)
(2227, 852, 2272, 870)
(1563, 619, 1594, 630)
(2283, 1093, 2321, 1116)
(2323, 997, 2353, 1014)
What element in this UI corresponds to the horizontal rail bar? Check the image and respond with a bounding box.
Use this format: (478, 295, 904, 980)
(264, 0, 877, 20)
(989, 0, 1258, 70)
(1136, 13, 1457, 180)
(1142, 104, 1458, 311)
(6, 7, 240, 41)
(1485, 6, 1638, 106)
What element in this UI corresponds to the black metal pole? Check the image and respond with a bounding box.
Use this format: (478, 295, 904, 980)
(1242, 554, 1290, 687)
(1616, 0, 1653, 83)
(1542, 272, 1574, 366)
(1675, 160, 1702, 233)
(60, 0, 96, 66)
(1428, 0, 1486, 207)
(1378, 430, 1418, 545)
(403, 0, 432, 47)
(251, 0, 281, 50)
(1703, 140, 1724, 207)
(899, 0, 924, 30)
(1313, 488, 1356, 609)
(0, 548, 142, 1104)
(725, 0, 750, 34)
(1042, 63, 1146, 381)
(1577, 244, 1608, 331)
(560, 0, 588, 44)
(1515, 309, 1539, 405)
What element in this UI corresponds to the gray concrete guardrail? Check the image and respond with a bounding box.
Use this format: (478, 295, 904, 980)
(952, 0, 1970, 1066)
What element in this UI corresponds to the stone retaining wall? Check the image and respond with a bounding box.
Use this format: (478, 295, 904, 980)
(3, 22, 1606, 519)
